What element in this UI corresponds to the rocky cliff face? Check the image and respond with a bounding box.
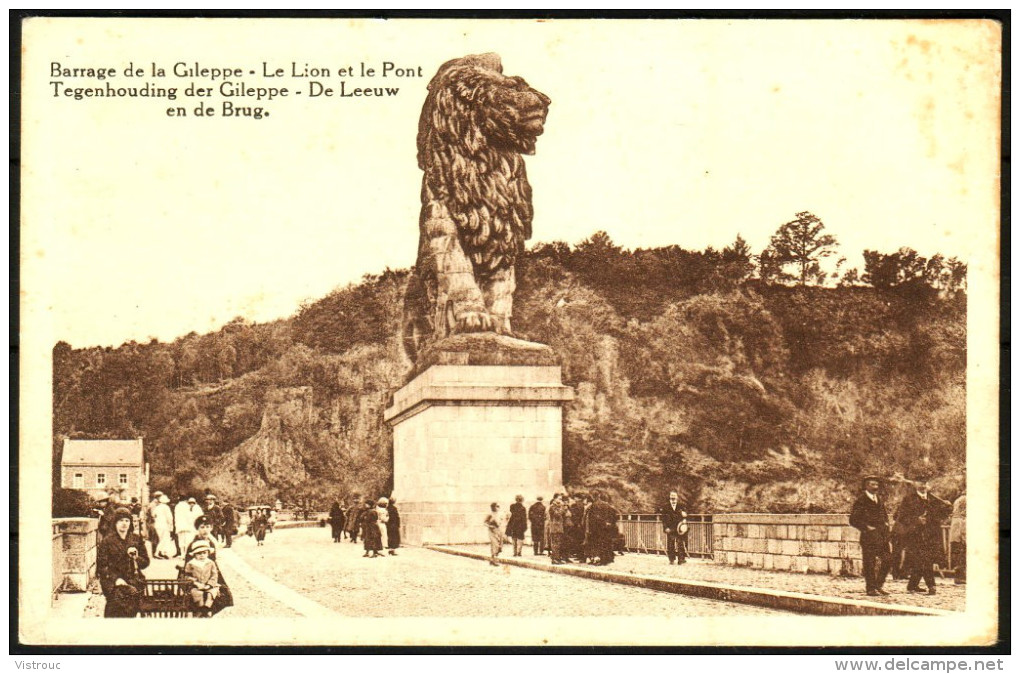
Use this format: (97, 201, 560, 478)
(206, 386, 318, 499)
(201, 378, 396, 503)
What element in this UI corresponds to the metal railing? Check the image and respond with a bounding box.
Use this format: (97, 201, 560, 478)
(618, 513, 713, 558)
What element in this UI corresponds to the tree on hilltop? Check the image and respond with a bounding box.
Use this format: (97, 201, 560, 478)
(764, 212, 840, 286)
(862, 247, 967, 294)
(721, 233, 755, 284)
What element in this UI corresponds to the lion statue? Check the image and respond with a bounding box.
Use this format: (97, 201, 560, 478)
(402, 53, 551, 362)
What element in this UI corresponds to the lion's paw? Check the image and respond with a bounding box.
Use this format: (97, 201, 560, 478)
(454, 310, 496, 334)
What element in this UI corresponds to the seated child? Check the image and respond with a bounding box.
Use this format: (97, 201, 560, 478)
(183, 540, 220, 612)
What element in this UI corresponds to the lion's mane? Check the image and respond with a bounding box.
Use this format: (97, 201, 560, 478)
(416, 53, 549, 276)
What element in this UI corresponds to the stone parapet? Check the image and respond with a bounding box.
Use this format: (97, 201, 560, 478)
(712, 513, 862, 576)
(54, 517, 99, 592)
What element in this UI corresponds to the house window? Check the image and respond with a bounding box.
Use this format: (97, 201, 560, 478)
(96, 473, 106, 487)
(119, 473, 128, 485)
(73, 473, 83, 489)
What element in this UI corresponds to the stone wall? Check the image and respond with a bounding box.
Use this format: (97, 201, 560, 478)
(52, 523, 63, 600)
(712, 513, 863, 576)
(54, 517, 99, 591)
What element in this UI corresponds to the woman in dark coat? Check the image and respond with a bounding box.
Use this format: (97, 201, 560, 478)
(329, 501, 346, 543)
(506, 495, 528, 557)
(362, 501, 383, 557)
(251, 508, 268, 546)
(586, 493, 618, 566)
(345, 499, 362, 542)
(386, 498, 401, 555)
(97, 507, 150, 617)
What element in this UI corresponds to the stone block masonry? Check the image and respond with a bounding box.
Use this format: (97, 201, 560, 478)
(385, 363, 573, 546)
(713, 513, 862, 577)
(53, 517, 99, 591)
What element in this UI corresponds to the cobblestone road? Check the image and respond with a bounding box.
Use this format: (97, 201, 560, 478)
(229, 528, 787, 617)
(451, 546, 965, 613)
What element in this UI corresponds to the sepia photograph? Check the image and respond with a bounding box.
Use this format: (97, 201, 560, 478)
(17, 15, 1003, 649)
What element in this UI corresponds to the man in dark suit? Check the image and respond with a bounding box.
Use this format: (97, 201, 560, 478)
(528, 496, 547, 555)
(660, 491, 688, 565)
(567, 494, 586, 561)
(204, 495, 223, 544)
(895, 476, 952, 595)
(849, 475, 892, 596)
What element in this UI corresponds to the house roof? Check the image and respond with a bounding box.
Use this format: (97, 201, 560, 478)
(61, 438, 144, 467)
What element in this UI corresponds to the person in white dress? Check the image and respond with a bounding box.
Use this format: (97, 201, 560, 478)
(152, 494, 177, 559)
(174, 496, 204, 558)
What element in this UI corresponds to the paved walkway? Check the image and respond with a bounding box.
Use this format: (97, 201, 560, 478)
(446, 545, 965, 613)
(78, 530, 962, 618)
(217, 547, 329, 618)
(228, 528, 789, 617)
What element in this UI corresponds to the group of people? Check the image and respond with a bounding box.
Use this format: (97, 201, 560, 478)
(850, 474, 967, 597)
(96, 488, 249, 618)
(247, 506, 275, 546)
(95, 475, 966, 614)
(328, 497, 402, 558)
(485, 492, 625, 567)
(144, 491, 240, 559)
(95, 491, 236, 617)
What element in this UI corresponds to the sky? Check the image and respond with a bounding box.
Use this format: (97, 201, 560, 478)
(22, 18, 1001, 348)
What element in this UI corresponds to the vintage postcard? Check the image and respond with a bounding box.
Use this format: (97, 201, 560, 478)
(18, 16, 1002, 648)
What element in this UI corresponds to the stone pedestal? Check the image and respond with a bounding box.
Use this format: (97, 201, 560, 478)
(385, 359, 573, 546)
(53, 517, 99, 591)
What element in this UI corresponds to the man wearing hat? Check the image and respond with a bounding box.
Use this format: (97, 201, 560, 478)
(220, 501, 238, 548)
(894, 475, 951, 594)
(528, 496, 547, 556)
(660, 491, 688, 565)
(96, 507, 150, 617)
(849, 475, 892, 596)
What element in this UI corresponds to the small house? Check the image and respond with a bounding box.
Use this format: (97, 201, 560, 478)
(60, 438, 148, 504)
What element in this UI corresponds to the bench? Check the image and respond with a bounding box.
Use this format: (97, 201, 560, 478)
(139, 579, 202, 618)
